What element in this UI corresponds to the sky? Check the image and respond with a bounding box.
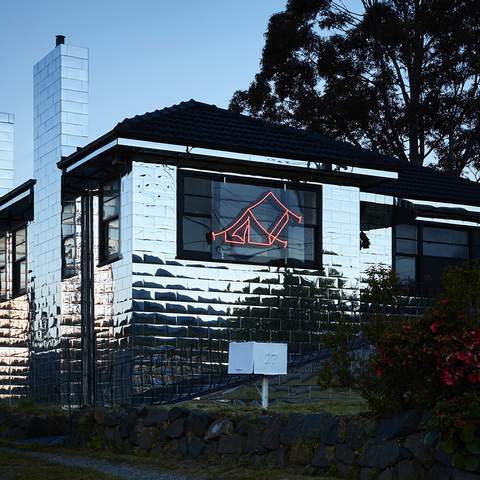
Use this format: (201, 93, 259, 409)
(0, 0, 290, 184)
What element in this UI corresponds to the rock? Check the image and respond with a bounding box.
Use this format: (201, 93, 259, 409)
(345, 418, 369, 450)
(280, 414, 303, 445)
(375, 410, 422, 441)
(336, 462, 354, 478)
(435, 446, 453, 467)
(205, 418, 233, 441)
(168, 407, 187, 422)
(218, 434, 244, 455)
(245, 425, 263, 454)
(302, 413, 339, 445)
(176, 437, 188, 456)
(143, 408, 168, 427)
(188, 436, 205, 459)
(360, 467, 375, 480)
(378, 468, 395, 480)
(428, 464, 451, 480)
(311, 445, 335, 468)
(167, 418, 184, 439)
(27, 415, 69, 437)
(289, 438, 314, 466)
(395, 459, 425, 480)
(404, 433, 433, 467)
(262, 418, 282, 450)
(450, 468, 480, 480)
(336, 444, 355, 465)
(185, 411, 211, 437)
(276, 446, 286, 468)
(129, 421, 156, 448)
(358, 441, 400, 469)
(235, 418, 250, 435)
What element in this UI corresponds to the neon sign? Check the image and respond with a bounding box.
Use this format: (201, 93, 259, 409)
(211, 191, 302, 248)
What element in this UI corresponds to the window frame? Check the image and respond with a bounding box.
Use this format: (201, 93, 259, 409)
(177, 170, 322, 268)
(394, 221, 477, 293)
(12, 225, 27, 297)
(99, 177, 121, 266)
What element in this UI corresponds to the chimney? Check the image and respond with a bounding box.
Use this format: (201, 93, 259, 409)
(0, 113, 14, 196)
(30, 36, 89, 349)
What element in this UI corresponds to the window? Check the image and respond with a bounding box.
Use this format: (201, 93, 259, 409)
(62, 201, 76, 278)
(178, 173, 320, 267)
(0, 235, 6, 300)
(99, 178, 120, 263)
(395, 223, 473, 293)
(12, 227, 26, 296)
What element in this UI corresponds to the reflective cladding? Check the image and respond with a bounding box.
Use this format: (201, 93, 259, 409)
(0, 230, 29, 399)
(359, 193, 394, 282)
(127, 160, 360, 398)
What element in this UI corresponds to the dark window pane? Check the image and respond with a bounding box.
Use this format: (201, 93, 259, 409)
(184, 195, 211, 215)
(423, 242, 469, 259)
(14, 228, 26, 260)
(396, 224, 417, 240)
(473, 231, 480, 259)
(421, 257, 465, 293)
(102, 196, 120, 220)
(395, 255, 416, 285)
(184, 176, 211, 197)
(396, 238, 417, 255)
(13, 259, 26, 295)
(103, 178, 120, 200)
(423, 226, 468, 244)
(183, 216, 211, 253)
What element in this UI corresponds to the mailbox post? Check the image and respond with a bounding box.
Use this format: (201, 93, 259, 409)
(228, 342, 288, 410)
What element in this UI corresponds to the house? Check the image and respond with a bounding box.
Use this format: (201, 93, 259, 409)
(1, 37, 480, 404)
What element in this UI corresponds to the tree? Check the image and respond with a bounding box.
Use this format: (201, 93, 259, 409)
(230, 0, 480, 179)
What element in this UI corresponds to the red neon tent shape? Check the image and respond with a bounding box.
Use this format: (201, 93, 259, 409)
(211, 191, 302, 248)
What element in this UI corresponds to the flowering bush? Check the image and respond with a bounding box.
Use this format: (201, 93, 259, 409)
(360, 262, 480, 471)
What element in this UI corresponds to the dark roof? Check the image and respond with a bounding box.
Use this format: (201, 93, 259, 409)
(368, 164, 480, 207)
(59, 99, 404, 171)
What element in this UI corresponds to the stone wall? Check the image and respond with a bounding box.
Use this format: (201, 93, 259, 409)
(0, 405, 478, 479)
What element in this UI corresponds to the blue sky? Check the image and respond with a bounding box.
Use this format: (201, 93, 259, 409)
(0, 0, 288, 183)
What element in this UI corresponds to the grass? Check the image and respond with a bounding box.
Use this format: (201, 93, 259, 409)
(180, 387, 369, 417)
(0, 448, 117, 480)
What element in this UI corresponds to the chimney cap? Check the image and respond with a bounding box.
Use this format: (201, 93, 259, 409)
(56, 35, 65, 46)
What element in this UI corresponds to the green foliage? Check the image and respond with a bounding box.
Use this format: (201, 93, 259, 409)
(231, 0, 480, 175)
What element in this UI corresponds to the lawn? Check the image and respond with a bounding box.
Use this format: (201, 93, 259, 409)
(0, 448, 117, 480)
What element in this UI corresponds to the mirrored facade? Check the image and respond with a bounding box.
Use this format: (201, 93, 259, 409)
(1, 38, 480, 405)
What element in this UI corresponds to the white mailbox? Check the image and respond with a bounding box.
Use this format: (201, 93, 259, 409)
(228, 342, 288, 410)
(228, 342, 288, 375)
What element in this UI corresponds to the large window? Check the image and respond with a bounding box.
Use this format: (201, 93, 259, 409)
(99, 178, 120, 263)
(12, 226, 26, 296)
(395, 223, 473, 292)
(0, 235, 6, 300)
(178, 173, 321, 267)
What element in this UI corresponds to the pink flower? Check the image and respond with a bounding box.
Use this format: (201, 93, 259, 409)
(430, 321, 440, 333)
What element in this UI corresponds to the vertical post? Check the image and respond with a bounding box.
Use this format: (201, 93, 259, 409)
(261, 376, 269, 410)
(81, 191, 95, 407)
